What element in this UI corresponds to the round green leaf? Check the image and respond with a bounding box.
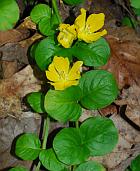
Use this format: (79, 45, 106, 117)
(80, 117, 118, 156)
(79, 70, 118, 109)
(55, 46, 73, 60)
(39, 149, 66, 171)
(39, 17, 55, 36)
(130, 0, 140, 9)
(0, 0, 19, 31)
(9, 166, 29, 171)
(53, 128, 90, 165)
(27, 92, 45, 113)
(44, 86, 82, 122)
(130, 155, 140, 171)
(63, 0, 85, 5)
(73, 38, 110, 67)
(15, 133, 41, 160)
(35, 37, 56, 70)
(75, 161, 106, 171)
(30, 4, 51, 24)
(29, 42, 39, 59)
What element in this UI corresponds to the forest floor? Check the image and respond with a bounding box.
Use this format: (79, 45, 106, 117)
(0, 0, 140, 170)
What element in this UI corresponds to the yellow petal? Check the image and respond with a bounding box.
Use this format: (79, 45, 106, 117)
(50, 80, 79, 90)
(64, 80, 79, 88)
(75, 8, 86, 32)
(59, 24, 70, 31)
(46, 63, 60, 82)
(67, 24, 77, 39)
(53, 56, 70, 75)
(50, 82, 65, 90)
(57, 31, 73, 48)
(57, 24, 77, 48)
(86, 13, 105, 33)
(68, 61, 83, 80)
(79, 29, 107, 43)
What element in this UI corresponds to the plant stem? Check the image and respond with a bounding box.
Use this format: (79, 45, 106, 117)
(71, 165, 77, 171)
(35, 116, 50, 171)
(71, 121, 79, 171)
(42, 117, 50, 149)
(75, 120, 79, 128)
(52, 0, 62, 24)
(35, 162, 41, 171)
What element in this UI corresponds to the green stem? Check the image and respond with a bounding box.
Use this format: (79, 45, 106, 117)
(42, 117, 50, 149)
(52, 0, 62, 24)
(75, 121, 79, 128)
(35, 116, 50, 171)
(71, 121, 79, 171)
(71, 165, 77, 171)
(35, 162, 41, 171)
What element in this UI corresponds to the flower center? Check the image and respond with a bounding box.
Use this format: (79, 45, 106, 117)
(85, 24, 92, 34)
(58, 70, 69, 81)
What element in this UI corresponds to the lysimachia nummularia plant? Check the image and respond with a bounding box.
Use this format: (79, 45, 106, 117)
(10, 0, 119, 171)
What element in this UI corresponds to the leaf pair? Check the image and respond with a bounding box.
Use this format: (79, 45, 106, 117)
(33, 36, 110, 71)
(44, 70, 118, 123)
(14, 117, 118, 171)
(39, 149, 106, 171)
(53, 117, 118, 165)
(30, 4, 59, 36)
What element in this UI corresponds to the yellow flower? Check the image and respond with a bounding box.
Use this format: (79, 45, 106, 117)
(57, 24, 77, 48)
(74, 8, 107, 43)
(46, 56, 83, 90)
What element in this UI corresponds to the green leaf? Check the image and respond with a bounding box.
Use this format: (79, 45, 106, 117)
(63, 0, 85, 5)
(55, 46, 73, 60)
(30, 4, 51, 24)
(39, 17, 55, 36)
(27, 92, 45, 113)
(75, 161, 106, 171)
(29, 42, 39, 59)
(122, 17, 137, 28)
(130, 155, 140, 171)
(9, 166, 29, 171)
(38, 12, 60, 36)
(73, 38, 110, 67)
(35, 37, 56, 70)
(44, 86, 82, 122)
(51, 13, 60, 28)
(80, 117, 118, 156)
(79, 70, 118, 109)
(15, 133, 41, 160)
(53, 128, 90, 165)
(122, 17, 134, 28)
(39, 149, 66, 171)
(130, 0, 140, 9)
(133, 8, 140, 15)
(0, 0, 19, 31)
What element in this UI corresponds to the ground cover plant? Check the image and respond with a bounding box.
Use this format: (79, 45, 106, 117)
(0, 0, 121, 171)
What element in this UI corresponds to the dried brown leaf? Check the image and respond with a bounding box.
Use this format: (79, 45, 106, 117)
(0, 29, 30, 46)
(0, 65, 41, 118)
(102, 36, 140, 89)
(0, 61, 18, 78)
